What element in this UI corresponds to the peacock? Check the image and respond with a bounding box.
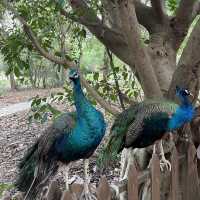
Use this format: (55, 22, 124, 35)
(15, 68, 106, 200)
(98, 86, 195, 178)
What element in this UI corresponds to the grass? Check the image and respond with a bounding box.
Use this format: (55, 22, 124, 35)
(0, 79, 10, 96)
(0, 183, 14, 198)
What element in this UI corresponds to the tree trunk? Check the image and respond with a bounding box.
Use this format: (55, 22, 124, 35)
(148, 32, 176, 93)
(9, 72, 17, 90)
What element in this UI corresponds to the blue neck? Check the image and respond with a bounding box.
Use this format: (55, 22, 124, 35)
(179, 95, 191, 108)
(168, 95, 194, 130)
(73, 79, 92, 117)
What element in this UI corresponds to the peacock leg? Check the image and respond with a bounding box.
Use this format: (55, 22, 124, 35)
(123, 148, 134, 180)
(147, 144, 156, 168)
(81, 159, 97, 200)
(159, 140, 171, 171)
(169, 132, 173, 142)
(119, 148, 128, 180)
(65, 165, 70, 191)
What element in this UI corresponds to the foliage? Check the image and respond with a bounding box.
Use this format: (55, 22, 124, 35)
(0, 0, 142, 122)
(0, 183, 13, 198)
(166, 0, 181, 14)
(81, 37, 105, 70)
(29, 95, 61, 123)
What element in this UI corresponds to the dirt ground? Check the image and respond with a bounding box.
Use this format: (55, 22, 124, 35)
(0, 88, 120, 198)
(0, 88, 63, 108)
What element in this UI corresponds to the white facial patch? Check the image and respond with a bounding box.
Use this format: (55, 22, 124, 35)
(74, 73, 79, 78)
(184, 89, 189, 95)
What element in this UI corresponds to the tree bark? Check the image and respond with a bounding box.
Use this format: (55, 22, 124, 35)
(148, 32, 176, 93)
(63, 0, 169, 70)
(150, 0, 165, 24)
(171, 0, 198, 49)
(9, 72, 17, 90)
(168, 18, 200, 101)
(118, 0, 162, 98)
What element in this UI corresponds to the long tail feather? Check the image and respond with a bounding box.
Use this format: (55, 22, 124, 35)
(15, 141, 39, 193)
(15, 141, 58, 200)
(23, 162, 58, 200)
(97, 131, 125, 168)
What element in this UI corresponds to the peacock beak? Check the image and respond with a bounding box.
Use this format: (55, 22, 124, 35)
(69, 76, 73, 84)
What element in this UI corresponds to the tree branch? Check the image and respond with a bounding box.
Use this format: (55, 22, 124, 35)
(80, 76, 120, 115)
(176, 0, 196, 22)
(3, 0, 73, 67)
(134, 1, 161, 32)
(68, 0, 159, 32)
(192, 1, 200, 18)
(106, 48, 125, 110)
(150, 0, 165, 24)
(171, 0, 197, 49)
(168, 18, 200, 101)
(2, 0, 119, 116)
(117, 0, 162, 98)
(101, 0, 161, 32)
(61, 0, 132, 65)
(101, 0, 121, 29)
(60, 0, 167, 69)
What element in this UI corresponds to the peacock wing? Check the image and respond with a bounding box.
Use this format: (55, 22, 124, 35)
(37, 112, 77, 157)
(109, 101, 157, 147)
(53, 112, 76, 132)
(125, 101, 178, 147)
(111, 104, 138, 133)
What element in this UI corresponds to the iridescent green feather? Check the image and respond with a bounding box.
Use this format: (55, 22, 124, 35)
(97, 104, 138, 167)
(97, 99, 178, 167)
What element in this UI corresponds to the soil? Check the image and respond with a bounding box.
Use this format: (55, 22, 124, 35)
(0, 88, 63, 108)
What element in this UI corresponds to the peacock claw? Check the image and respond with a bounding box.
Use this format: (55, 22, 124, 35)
(160, 155, 171, 171)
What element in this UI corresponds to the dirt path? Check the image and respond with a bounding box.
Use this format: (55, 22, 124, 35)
(0, 88, 63, 108)
(0, 101, 31, 117)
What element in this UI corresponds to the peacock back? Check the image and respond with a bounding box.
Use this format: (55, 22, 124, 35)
(110, 99, 178, 150)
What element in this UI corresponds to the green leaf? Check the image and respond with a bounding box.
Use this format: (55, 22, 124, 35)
(58, 96, 64, 101)
(80, 29, 87, 38)
(122, 72, 128, 80)
(31, 99, 36, 107)
(42, 97, 47, 102)
(94, 72, 99, 81)
(34, 112, 41, 120)
(134, 91, 139, 97)
(57, 92, 64, 96)
(48, 105, 61, 115)
(35, 98, 41, 105)
(39, 105, 46, 112)
(14, 67, 21, 77)
(57, 0, 66, 8)
(5, 66, 13, 76)
(131, 81, 135, 89)
(65, 54, 73, 61)
(114, 67, 119, 73)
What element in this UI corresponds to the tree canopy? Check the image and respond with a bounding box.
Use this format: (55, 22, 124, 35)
(0, 0, 200, 115)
